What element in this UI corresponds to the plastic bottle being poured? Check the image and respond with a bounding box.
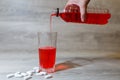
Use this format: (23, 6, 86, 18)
(51, 4, 111, 25)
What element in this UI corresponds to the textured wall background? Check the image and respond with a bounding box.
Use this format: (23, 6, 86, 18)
(0, 0, 120, 54)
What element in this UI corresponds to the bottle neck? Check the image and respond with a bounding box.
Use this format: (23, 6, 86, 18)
(56, 8, 59, 17)
(51, 8, 60, 17)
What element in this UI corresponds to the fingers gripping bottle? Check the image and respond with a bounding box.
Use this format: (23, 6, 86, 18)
(51, 4, 111, 25)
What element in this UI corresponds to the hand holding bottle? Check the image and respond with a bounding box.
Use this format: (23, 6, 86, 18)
(64, 0, 90, 22)
(52, 0, 111, 25)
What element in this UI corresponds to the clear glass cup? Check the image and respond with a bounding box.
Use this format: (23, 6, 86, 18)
(38, 32, 57, 73)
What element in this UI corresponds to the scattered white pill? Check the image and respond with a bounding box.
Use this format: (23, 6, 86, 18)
(35, 73, 42, 76)
(21, 73, 28, 77)
(36, 72, 47, 76)
(44, 74, 53, 79)
(6, 74, 14, 78)
(33, 67, 40, 73)
(35, 69, 40, 73)
(26, 71, 33, 76)
(14, 74, 23, 78)
(6, 67, 53, 80)
(24, 76, 32, 80)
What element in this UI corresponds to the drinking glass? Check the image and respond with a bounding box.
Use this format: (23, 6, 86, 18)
(38, 32, 57, 73)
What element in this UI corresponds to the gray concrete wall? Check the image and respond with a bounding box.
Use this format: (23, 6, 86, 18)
(0, 0, 120, 54)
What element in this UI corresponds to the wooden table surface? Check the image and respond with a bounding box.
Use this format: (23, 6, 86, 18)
(0, 51, 120, 80)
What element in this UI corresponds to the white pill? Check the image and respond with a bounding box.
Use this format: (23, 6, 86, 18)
(37, 71, 47, 76)
(44, 74, 53, 79)
(14, 74, 23, 78)
(26, 71, 33, 76)
(21, 73, 28, 77)
(6, 74, 14, 78)
(35, 73, 42, 76)
(33, 67, 40, 73)
(14, 72, 23, 78)
(24, 76, 32, 80)
(35, 69, 40, 73)
(40, 71, 47, 75)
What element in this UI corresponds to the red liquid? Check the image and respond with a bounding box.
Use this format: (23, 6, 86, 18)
(38, 46, 56, 69)
(50, 15, 52, 32)
(51, 12, 111, 25)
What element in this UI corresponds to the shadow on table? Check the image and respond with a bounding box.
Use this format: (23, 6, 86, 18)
(55, 57, 93, 72)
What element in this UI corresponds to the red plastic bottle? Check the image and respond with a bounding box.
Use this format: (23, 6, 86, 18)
(51, 4, 111, 25)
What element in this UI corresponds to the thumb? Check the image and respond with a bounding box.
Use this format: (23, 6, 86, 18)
(79, 0, 90, 22)
(80, 6, 87, 22)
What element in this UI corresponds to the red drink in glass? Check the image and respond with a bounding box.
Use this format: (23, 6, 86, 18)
(38, 46, 56, 69)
